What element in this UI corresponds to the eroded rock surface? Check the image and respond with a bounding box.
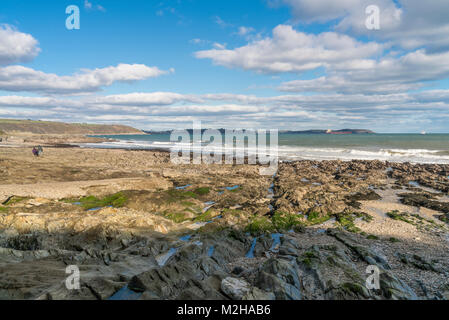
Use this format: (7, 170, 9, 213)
(0, 148, 448, 300)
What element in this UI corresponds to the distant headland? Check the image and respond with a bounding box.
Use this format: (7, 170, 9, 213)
(143, 129, 375, 135)
(280, 129, 375, 135)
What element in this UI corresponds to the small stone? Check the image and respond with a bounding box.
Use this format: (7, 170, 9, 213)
(231, 266, 244, 275)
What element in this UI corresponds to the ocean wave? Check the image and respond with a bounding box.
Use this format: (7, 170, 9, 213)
(276, 146, 449, 163)
(81, 140, 449, 164)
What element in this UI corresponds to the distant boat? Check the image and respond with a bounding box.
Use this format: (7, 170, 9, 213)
(421, 131, 427, 135)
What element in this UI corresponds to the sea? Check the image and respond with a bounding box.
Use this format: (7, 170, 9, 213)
(84, 133, 449, 164)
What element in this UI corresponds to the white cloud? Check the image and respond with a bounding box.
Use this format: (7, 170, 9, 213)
(278, 76, 420, 94)
(279, 49, 449, 94)
(0, 25, 40, 65)
(277, 0, 449, 52)
(85, 0, 105, 12)
(197, 13, 449, 95)
(0, 64, 171, 95)
(190, 38, 206, 45)
(93, 92, 202, 106)
(195, 25, 382, 74)
(273, 0, 401, 31)
(214, 16, 232, 28)
(2, 90, 449, 131)
(273, 0, 362, 23)
(237, 26, 255, 36)
(84, 0, 93, 10)
(0, 108, 57, 118)
(335, 50, 449, 83)
(212, 42, 227, 50)
(0, 96, 69, 108)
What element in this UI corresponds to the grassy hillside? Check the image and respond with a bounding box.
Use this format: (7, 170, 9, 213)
(0, 119, 142, 135)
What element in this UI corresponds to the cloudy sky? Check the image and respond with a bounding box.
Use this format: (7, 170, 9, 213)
(0, 0, 449, 132)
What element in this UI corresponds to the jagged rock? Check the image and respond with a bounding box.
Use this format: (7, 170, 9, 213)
(1, 154, 448, 301)
(139, 291, 160, 300)
(295, 243, 370, 300)
(439, 284, 449, 300)
(221, 277, 251, 300)
(327, 229, 391, 270)
(397, 253, 439, 272)
(278, 236, 300, 257)
(327, 282, 371, 300)
(242, 287, 275, 300)
(177, 276, 227, 300)
(379, 271, 418, 300)
(399, 193, 449, 214)
(256, 258, 302, 300)
(257, 271, 302, 300)
(6, 234, 41, 251)
(128, 246, 225, 300)
(84, 278, 124, 300)
(279, 246, 298, 257)
(347, 190, 382, 201)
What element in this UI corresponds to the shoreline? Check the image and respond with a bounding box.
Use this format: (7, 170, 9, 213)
(80, 134, 449, 164)
(4, 142, 449, 165)
(78, 143, 449, 165)
(4, 130, 449, 164)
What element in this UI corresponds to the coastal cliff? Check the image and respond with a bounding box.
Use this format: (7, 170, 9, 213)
(0, 119, 142, 135)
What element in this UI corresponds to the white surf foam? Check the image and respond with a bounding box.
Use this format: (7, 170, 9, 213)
(80, 141, 449, 164)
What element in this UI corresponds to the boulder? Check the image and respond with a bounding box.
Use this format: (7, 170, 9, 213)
(221, 277, 251, 300)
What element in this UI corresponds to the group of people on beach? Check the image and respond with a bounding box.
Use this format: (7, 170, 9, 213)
(32, 146, 43, 157)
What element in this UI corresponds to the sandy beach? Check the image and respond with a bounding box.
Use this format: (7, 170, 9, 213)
(0, 142, 448, 300)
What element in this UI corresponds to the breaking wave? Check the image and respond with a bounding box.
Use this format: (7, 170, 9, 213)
(81, 139, 449, 164)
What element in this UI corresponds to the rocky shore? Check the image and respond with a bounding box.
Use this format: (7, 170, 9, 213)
(0, 146, 448, 300)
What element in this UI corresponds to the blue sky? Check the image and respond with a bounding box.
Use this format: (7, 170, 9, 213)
(0, 0, 292, 95)
(1, 0, 449, 132)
